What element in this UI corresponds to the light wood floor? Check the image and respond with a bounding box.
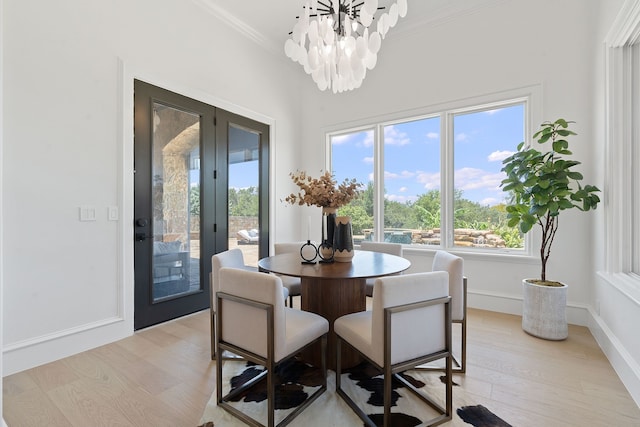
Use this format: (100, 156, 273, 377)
(3, 305, 640, 426)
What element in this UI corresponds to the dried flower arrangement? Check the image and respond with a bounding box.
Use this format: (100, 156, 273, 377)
(284, 170, 363, 209)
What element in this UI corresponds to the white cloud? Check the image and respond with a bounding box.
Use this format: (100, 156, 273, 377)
(399, 186, 408, 193)
(455, 167, 505, 192)
(362, 131, 374, 147)
(384, 170, 416, 180)
(456, 132, 469, 142)
(480, 197, 501, 206)
(331, 134, 352, 145)
(363, 156, 374, 164)
(488, 150, 514, 162)
(416, 171, 441, 190)
(484, 108, 503, 115)
(331, 130, 374, 147)
(384, 170, 402, 180)
(384, 125, 410, 146)
(427, 132, 439, 139)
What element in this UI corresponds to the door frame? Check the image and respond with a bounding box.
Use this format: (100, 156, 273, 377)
(121, 64, 276, 333)
(133, 79, 272, 329)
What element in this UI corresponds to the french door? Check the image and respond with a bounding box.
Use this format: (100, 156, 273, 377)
(133, 80, 269, 329)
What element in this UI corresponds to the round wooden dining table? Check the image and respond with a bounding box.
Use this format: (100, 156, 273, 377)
(258, 250, 411, 370)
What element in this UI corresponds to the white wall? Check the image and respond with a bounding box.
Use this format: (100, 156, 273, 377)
(1, 0, 301, 375)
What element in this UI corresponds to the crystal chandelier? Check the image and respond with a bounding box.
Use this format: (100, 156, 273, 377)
(284, 0, 408, 93)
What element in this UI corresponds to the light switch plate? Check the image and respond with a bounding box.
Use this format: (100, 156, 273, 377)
(108, 206, 119, 221)
(79, 206, 96, 221)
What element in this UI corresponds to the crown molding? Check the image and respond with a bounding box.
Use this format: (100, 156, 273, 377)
(190, 0, 282, 56)
(606, 0, 640, 47)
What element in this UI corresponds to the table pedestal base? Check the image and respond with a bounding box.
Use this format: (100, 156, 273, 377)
(301, 276, 366, 370)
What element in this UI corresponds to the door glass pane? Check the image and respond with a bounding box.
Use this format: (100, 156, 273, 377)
(228, 125, 260, 267)
(152, 102, 201, 301)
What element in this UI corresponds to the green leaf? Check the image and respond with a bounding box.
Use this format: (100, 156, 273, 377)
(567, 171, 583, 180)
(558, 199, 574, 209)
(519, 221, 533, 234)
(538, 132, 552, 143)
(530, 204, 547, 216)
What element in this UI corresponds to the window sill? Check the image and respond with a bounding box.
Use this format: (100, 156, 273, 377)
(400, 245, 539, 265)
(597, 272, 640, 307)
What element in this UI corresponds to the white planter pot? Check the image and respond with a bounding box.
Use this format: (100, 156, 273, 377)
(521, 279, 568, 340)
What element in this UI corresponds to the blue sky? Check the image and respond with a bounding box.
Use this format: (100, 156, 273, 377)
(331, 104, 525, 207)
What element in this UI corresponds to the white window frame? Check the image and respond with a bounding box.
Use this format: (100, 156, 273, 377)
(325, 86, 541, 256)
(604, 0, 640, 280)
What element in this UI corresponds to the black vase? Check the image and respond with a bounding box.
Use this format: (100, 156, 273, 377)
(333, 216, 354, 262)
(319, 207, 336, 262)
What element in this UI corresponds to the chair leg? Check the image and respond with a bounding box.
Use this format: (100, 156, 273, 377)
(459, 317, 467, 373)
(384, 365, 392, 427)
(210, 307, 216, 360)
(267, 360, 275, 427)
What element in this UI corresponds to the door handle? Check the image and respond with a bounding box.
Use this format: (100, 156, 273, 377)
(135, 218, 149, 227)
(135, 233, 153, 242)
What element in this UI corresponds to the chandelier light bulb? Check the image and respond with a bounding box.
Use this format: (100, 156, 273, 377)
(285, 0, 407, 93)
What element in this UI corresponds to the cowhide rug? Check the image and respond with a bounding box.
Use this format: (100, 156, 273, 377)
(198, 359, 512, 427)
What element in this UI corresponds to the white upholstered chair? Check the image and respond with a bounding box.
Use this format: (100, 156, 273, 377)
(359, 241, 404, 297)
(425, 250, 467, 373)
(216, 267, 329, 427)
(334, 272, 453, 427)
(273, 242, 304, 307)
(210, 249, 289, 359)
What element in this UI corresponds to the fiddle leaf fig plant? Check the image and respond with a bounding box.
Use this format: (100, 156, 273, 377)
(500, 119, 600, 284)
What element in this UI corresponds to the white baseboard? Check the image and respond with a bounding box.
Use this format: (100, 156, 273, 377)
(467, 289, 590, 326)
(2, 316, 131, 376)
(588, 307, 640, 407)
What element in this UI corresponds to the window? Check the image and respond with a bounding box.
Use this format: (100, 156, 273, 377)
(452, 104, 525, 249)
(605, 1, 640, 277)
(329, 97, 529, 253)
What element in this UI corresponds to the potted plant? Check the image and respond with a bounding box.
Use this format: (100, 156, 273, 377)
(285, 170, 363, 262)
(500, 119, 600, 339)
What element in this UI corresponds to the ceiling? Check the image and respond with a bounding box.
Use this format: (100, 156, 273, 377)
(192, 0, 505, 56)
